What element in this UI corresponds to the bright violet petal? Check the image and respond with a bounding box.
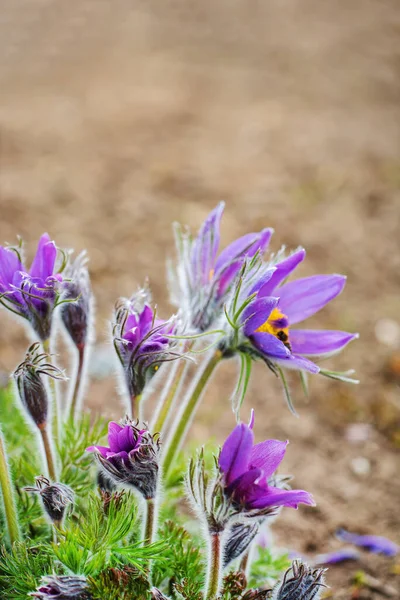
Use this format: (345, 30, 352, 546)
(242, 297, 279, 336)
(248, 486, 315, 509)
(86, 445, 110, 457)
(274, 354, 320, 373)
(278, 274, 346, 325)
(216, 259, 243, 299)
(192, 202, 224, 285)
(30, 233, 57, 279)
(139, 305, 155, 337)
(117, 425, 135, 452)
(0, 247, 23, 287)
(290, 330, 358, 356)
(258, 249, 306, 297)
(336, 529, 399, 556)
(248, 267, 276, 296)
(214, 228, 273, 274)
(229, 468, 262, 500)
(315, 548, 360, 565)
(250, 439, 288, 477)
(108, 422, 123, 452)
(250, 332, 291, 358)
(219, 423, 254, 485)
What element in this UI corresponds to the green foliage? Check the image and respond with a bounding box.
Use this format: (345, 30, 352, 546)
(248, 547, 290, 590)
(88, 566, 150, 600)
(0, 542, 55, 599)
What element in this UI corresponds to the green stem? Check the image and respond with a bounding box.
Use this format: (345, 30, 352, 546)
(205, 532, 222, 600)
(0, 433, 20, 545)
(131, 394, 142, 421)
(68, 344, 85, 421)
(39, 424, 57, 480)
(152, 348, 190, 434)
(143, 498, 156, 545)
(162, 349, 222, 476)
(42, 339, 59, 443)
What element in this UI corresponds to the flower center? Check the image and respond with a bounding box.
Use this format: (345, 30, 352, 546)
(256, 307, 291, 348)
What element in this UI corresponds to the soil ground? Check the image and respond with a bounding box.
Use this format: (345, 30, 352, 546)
(0, 1, 399, 597)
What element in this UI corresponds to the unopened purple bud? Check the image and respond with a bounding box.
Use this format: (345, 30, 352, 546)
(223, 522, 259, 567)
(61, 252, 91, 350)
(13, 343, 66, 428)
(271, 561, 327, 600)
(25, 475, 74, 524)
(30, 575, 90, 599)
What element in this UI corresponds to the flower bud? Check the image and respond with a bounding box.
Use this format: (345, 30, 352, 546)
(13, 344, 66, 428)
(223, 522, 259, 567)
(151, 589, 170, 600)
(271, 561, 327, 600)
(61, 252, 91, 350)
(30, 575, 90, 599)
(25, 476, 74, 525)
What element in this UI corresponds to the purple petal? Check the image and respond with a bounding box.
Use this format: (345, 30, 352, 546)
(336, 529, 399, 557)
(191, 202, 224, 285)
(117, 425, 135, 452)
(107, 421, 123, 452)
(315, 548, 360, 565)
(219, 423, 254, 485)
(250, 332, 291, 358)
(290, 330, 358, 356)
(139, 305, 155, 337)
(214, 228, 273, 274)
(278, 274, 347, 325)
(216, 259, 243, 299)
(86, 445, 110, 457)
(248, 267, 276, 296)
(0, 247, 23, 288)
(258, 249, 306, 297)
(30, 233, 57, 279)
(274, 354, 320, 374)
(249, 439, 288, 477)
(247, 486, 315, 509)
(229, 468, 262, 501)
(242, 297, 279, 336)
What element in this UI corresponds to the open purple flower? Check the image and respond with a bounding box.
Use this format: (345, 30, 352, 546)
(87, 419, 160, 499)
(223, 250, 357, 377)
(219, 413, 314, 512)
(169, 202, 273, 332)
(112, 287, 180, 413)
(0, 233, 66, 340)
(336, 528, 399, 556)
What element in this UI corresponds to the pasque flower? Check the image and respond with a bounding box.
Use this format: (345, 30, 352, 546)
(87, 419, 161, 500)
(0, 233, 67, 340)
(222, 250, 357, 375)
(169, 202, 273, 332)
(219, 412, 314, 511)
(30, 575, 90, 599)
(336, 528, 399, 556)
(24, 475, 74, 526)
(112, 287, 179, 407)
(270, 560, 326, 600)
(61, 251, 91, 350)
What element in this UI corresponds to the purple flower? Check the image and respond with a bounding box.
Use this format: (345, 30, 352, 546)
(87, 419, 161, 499)
(0, 233, 66, 340)
(223, 250, 357, 376)
(112, 287, 179, 401)
(219, 412, 315, 511)
(24, 475, 74, 525)
(314, 547, 360, 565)
(336, 528, 399, 557)
(30, 575, 89, 599)
(61, 251, 91, 350)
(170, 202, 273, 331)
(271, 560, 327, 600)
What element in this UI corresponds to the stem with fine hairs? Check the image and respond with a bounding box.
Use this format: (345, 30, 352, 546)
(0, 432, 20, 545)
(68, 343, 85, 421)
(42, 338, 59, 443)
(38, 424, 57, 481)
(205, 531, 222, 600)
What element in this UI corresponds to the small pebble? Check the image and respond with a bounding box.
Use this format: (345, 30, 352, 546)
(375, 318, 400, 348)
(351, 457, 371, 477)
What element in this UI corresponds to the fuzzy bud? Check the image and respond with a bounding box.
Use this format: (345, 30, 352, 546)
(30, 575, 90, 599)
(25, 476, 74, 524)
(271, 561, 327, 600)
(61, 252, 91, 350)
(14, 343, 66, 428)
(151, 589, 170, 600)
(223, 522, 260, 567)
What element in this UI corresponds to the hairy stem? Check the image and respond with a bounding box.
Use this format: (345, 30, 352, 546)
(131, 394, 142, 421)
(68, 343, 85, 421)
(0, 432, 20, 545)
(38, 424, 57, 480)
(162, 349, 222, 476)
(205, 532, 222, 600)
(42, 338, 59, 443)
(143, 498, 156, 545)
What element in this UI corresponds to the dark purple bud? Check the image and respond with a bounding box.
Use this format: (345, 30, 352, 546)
(13, 343, 66, 428)
(25, 475, 74, 524)
(223, 522, 260, 567)
(151, 589, 170, 600)
(61, 252, 91, 350)
(271, 561, 327, 600)
(30, 575, 90, 599)
(87, 419, 161, 500)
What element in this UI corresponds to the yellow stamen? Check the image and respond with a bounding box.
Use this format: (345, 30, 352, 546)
(256, 308, 290, 345)
(209, 268, 215, 281)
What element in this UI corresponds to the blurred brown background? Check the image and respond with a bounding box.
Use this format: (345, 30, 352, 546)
(0, 1, 399, 596)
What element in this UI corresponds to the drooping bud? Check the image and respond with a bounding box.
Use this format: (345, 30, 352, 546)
(25, 475, 74, 525)
(270, 561, 327, 600)
(30, 575, 90, 599)
(13, 343, 66, 428)
(61, 251, 91, 350)
(223, 522, 260, 567)
(87, 419, 161, 500)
